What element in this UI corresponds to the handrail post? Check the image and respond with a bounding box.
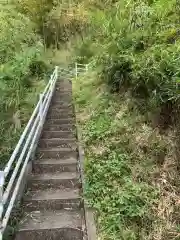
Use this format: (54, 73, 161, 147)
(75, 63, 78, 79)
(55, 66, 58, 79)
(86, 64, 88, 73)
(53, 66, 58, 91)
(39, 94, 43, 125)
(0, 171, 4, 232)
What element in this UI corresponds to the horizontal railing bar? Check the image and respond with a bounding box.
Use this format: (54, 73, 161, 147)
(1, 67, 58, 233)
(59, 69, 71, 74)
(2, 119, 41, 232)
(76, 63, 87, 66)
(37, 67, 57, 131)
(3, 114, 40, 204)
(4, 69, 57, 178)
(43, 84, 55, 119)
(4, 103, 39, 178)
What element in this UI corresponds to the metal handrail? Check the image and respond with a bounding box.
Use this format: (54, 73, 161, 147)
(58, 63, 89, 80)
(0, 66, 58, 239)
(75, 62, 90, 79)
(0, 62, 90, 239)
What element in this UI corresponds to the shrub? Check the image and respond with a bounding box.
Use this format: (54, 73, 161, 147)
(44, 2, 89, 47)
(77, 0, 180, 115)
(0, 4, 44, 108)
(0, 2, 47, 167)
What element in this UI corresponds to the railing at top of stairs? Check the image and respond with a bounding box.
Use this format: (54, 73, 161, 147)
(0, 62, 90, 239)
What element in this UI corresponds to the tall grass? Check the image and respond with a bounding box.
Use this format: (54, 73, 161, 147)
(76, 0, 180, 126)
(73, 0, 180, 239)
(0, 2, 49, 166)
(0, 0, 88, 166)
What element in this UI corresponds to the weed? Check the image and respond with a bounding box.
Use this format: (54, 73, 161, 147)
(73, 73, 179, 239)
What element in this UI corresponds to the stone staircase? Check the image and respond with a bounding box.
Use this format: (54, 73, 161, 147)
(15, 79, 86, 240)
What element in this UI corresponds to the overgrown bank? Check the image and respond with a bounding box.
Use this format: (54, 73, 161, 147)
(0, 2, 48, 167)
(73, 72, 180, 240)
(73, 0, 180, 239)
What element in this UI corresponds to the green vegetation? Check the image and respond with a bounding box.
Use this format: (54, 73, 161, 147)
(1, 0, 180, 239)
(73, 0, 180, 239)
(76, 0, 180, 112)
(0, 0, 86, 167)
(73, 72, 179, 240)
(0, 2, 47, 167)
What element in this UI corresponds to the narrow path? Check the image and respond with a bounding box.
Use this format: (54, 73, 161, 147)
(15, 79, 86, 240)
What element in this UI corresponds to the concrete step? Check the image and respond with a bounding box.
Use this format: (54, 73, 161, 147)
(28, 172, 80, 190)
(44, 124, 75, 132)
(56, 81, 72, 86)
(47, 111, 74, 119)
(54, 89, 72, 93)
(54, 92, 72, 97)
(56, 81, 72, 88)
(15, 210, 83, 240)
(53, 94, 72, 99)
(39, 138, 77, 148)
(42, 131, 75, 139)
(48, 108, 73, 114)
(52, 95, 73, 102)
(50, 101, 72, 107)
(46, 118, 75, 125)
(54, 92, 72, 96)
(54, 84, 72, 90)
(24, 188, 81, 211)
(50, 105, 74, 112)
(33, 158, 77, 174)
(51, 93, 72, 98)
(51, 99, 73, 104)
(37, 148, 77, 159)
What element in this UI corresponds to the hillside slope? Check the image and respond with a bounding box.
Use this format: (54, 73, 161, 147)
(73, 1, 180, 238)
(73, 72, 179, 240)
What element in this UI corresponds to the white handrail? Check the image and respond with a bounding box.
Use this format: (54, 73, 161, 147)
(75, 62, 89, 79)
(0, 63, 90, 239)
(4, 103, 40, 178)
(3, 69, 57, 179)
(3, 114, 39, 204)
(0, 66, 58, 237)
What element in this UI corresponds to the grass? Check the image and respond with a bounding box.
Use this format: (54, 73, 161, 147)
(0, 43, 74, 169)
(73, 71, 180, 240)
(0, 78, 46, 168)
(0, 45, 75, 240)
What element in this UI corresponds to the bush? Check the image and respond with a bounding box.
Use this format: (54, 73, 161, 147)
(44, 2, 89, 47)
(0, 4, 44, 108)
(29, 60, 49, 76)
(0, 2, 48, 167)
(74, 40, 95, 63)
(101, 56, 132, 92)
(77, 0, 180, 115)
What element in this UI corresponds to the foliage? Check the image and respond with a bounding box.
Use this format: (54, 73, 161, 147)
(14, 0, 54, 26)
(0, 3, 44, 106)
(15, 0, 89, 47)
(72, 2, 180, 237)
(0, 2, 48, 166)
(0, 0, 87, 170)
(44, 1, 89, 47)
(73, 73, 180, 240)
(76, 0, 180, 122)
